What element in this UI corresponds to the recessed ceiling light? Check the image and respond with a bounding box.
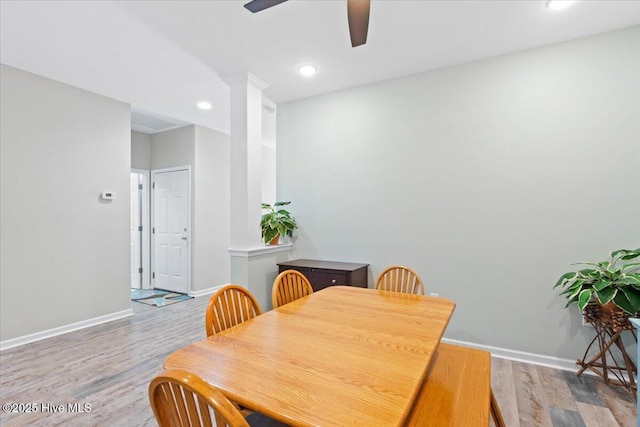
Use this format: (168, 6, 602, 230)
(197, 101, 212, 110)
(546, 0, 577, 10)
(298, 65, 318, 77)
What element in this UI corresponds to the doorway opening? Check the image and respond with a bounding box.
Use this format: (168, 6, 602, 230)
(130, 169, 150, 289)
(151, 166, 191, 295)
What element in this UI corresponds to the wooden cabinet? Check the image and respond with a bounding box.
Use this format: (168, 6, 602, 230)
(277, 259, 369, 292)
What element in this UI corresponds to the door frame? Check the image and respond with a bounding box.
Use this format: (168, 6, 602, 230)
(150, 166, 192, 294)
(131, 168, 151, 289)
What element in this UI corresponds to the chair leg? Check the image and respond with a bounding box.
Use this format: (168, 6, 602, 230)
(490, 388, 506, 427)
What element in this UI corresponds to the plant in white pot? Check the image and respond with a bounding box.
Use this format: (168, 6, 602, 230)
(554, 248, 640, 315)
(260, 201, 297, 245)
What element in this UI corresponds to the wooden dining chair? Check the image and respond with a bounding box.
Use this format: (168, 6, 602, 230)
(205, 285, 262, 337)
(271, 269, 314, 309)
(374, 265, 425, 295)
(149, 369, 285, 427)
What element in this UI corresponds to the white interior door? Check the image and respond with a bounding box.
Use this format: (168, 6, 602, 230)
(152, 168, 190, 294)
(130, 173, 142, 288)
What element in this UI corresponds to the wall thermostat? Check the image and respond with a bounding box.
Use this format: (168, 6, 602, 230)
(100, 192, 116, 200)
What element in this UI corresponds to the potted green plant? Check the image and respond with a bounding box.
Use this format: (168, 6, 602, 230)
(554, 248, 640, 315)
(260, 201, 297, 245)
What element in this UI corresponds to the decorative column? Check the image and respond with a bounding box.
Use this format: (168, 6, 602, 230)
(224, 73, 291, 310)
(225, 73, 267, 249)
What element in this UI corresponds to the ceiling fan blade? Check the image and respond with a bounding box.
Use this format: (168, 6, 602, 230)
(244, 0, 288, 13)
(347, 0, 370, 47)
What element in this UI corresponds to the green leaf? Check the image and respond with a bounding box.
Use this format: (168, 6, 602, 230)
(576, 268, 596, 276)
(578, 289, 592, 311)
(612, 291, 636, 315)
(274, 201, 291, 207)
(554, 272, 577, 289)
(560, 288, 576, 296)
(605, 267, 619, 276)
(592, 280, 612, 291)
(620, 249, 640, 260)
(566, 286, 582, 301)
(560, 280, 584, 296)
(595, 287, 617, 305)
(262, 227, 278, 244)
(619, 276, 640, 285)
(622, 262, 640, 271)
(574, 262, 599, 268)
(611, 249, 639, 263)
(627, 274, 640, 289)
(610, 248, 631, 258)
(620, 288, 640, 313)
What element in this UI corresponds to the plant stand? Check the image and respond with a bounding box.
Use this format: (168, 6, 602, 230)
(576, 302, 638, 393)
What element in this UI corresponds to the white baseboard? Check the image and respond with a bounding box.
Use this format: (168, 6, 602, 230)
(189, 285, 223, 298)
(0, 309, 133, 352)
(441, 337, 593, 374)
(444, 337, 636, 382)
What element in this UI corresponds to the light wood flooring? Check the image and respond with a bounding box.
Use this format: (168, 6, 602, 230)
(0, 293, 636, 426)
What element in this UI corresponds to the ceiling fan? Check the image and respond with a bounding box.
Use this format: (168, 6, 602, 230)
(243, 0, 370, 47)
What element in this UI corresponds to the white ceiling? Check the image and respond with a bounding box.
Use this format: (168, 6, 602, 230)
(1, 0, 639, 135)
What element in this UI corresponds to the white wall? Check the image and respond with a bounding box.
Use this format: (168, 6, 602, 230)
(193, 126, 231, 292)
(262, 97, 277, 205)
(131, 130, 151, 170)
(0, 64, 131, 341)
(277, 26, 640, 360)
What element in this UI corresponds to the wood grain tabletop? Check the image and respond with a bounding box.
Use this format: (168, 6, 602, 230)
(164, 286, 456, 427)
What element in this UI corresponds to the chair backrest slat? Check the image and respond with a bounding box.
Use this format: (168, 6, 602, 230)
(172, 382, 191, 425)
(182, 385, 201, 426)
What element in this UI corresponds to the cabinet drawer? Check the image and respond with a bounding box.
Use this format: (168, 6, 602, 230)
(304, 270, 347, 291)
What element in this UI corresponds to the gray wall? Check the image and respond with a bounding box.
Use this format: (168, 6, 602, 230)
(151, 125, 195, 170)
(262, 146, 276, 205)
(0, 65, 131, 341)
(131, 130, 151, 170)
(277, 26, 640, 360)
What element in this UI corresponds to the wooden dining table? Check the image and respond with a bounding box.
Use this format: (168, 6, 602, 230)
(164, 286, 456, 427)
